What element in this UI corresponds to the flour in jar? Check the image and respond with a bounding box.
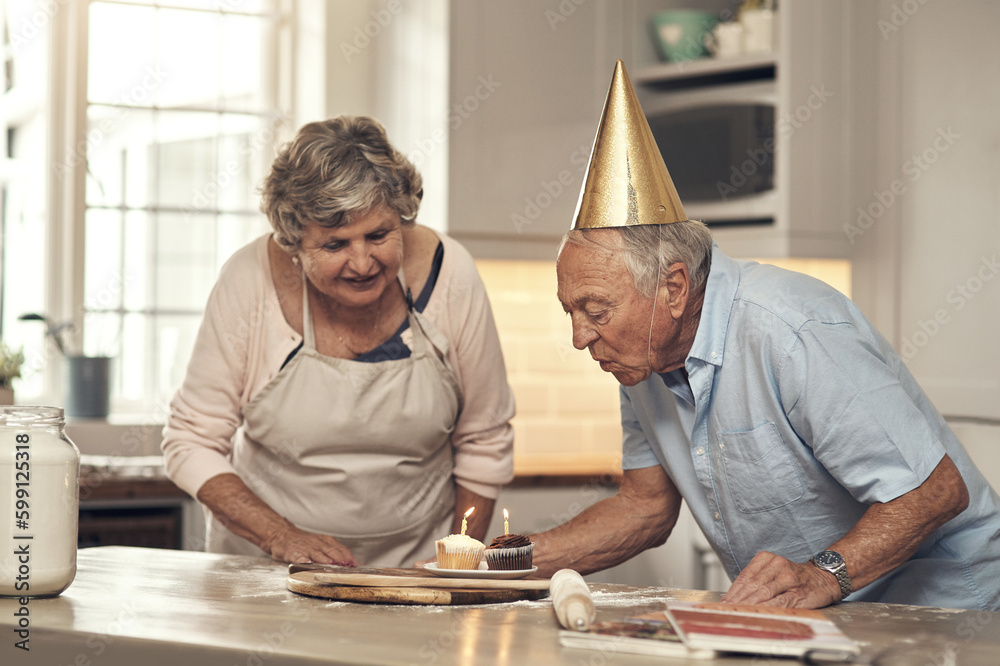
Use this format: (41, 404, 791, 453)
(0, 406, 80, 598)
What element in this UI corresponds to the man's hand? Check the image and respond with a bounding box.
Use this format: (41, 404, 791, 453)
(722, 551, 841, 608)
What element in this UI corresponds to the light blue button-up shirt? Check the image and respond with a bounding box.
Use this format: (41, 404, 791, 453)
(621, 244, 1000, 609)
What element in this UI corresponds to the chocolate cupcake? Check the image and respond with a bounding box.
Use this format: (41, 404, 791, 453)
(485, 534, 534, 570)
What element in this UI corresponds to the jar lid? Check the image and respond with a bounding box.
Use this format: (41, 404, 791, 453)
(0, 405, 65, 427)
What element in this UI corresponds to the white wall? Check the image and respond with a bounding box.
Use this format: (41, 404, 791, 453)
(321, 0, 450, 233)
(851, 0, 1000, 478)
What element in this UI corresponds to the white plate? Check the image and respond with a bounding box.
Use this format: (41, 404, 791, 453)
(422, 562, 538, 580)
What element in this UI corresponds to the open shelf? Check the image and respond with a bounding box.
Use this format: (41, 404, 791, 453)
(685, 190, 778, 224)
(633, 52, 777, 87)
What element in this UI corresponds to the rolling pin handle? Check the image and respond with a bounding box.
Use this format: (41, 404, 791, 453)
(551, 569, 596, 632)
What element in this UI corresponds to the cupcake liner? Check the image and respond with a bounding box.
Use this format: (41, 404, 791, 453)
(436, 542, 485, 570)
(485, 543, 534, 570)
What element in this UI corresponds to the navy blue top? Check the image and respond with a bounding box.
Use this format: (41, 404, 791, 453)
(282, 241, 444, 367)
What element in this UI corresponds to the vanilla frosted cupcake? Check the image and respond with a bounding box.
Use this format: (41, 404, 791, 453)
(485, 534, 534, 570)
(435, 534, 486, 570)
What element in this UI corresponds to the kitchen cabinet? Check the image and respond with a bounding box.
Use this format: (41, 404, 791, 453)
(447, 1, 876, 260)
(78, 455, 205, 551)
(447, 0, 626, 260)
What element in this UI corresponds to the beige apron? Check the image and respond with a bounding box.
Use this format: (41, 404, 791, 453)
(207, 273, 463, 567)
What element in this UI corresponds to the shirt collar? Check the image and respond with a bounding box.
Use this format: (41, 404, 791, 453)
(686, 242, 741, 368)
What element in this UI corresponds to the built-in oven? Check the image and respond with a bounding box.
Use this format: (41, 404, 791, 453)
(638, 80, 777, 224)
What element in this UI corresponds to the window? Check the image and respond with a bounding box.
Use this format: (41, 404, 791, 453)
(2, 0, 291, 415)
(1, 1, 50, 398)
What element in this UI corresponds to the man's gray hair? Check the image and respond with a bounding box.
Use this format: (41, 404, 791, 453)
(260, 115, 422, 254)
(563, 220, 714, 297)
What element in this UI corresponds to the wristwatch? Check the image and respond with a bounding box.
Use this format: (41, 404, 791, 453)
(809, 550, 852, 600)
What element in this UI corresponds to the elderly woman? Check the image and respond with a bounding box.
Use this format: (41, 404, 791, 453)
(162, 116, 514, 567)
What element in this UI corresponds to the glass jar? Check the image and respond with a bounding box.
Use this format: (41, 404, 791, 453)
(0, 406, 80, 597)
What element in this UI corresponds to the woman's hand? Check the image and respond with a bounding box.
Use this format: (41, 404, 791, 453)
(262, 523, 357, 566)
(197, 473, 357, 566)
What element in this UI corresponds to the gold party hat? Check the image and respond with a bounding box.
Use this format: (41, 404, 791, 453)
(571, 60, 687, 230)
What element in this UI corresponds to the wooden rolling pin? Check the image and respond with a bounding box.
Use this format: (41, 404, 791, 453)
(551, 569, 596, 631)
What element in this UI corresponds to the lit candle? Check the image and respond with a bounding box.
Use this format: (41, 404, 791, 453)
(503, 508, 509, 535)
(461, 506, 475, 535)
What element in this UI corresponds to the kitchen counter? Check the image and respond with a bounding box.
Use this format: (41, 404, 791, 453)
(2, 547, 998, 665)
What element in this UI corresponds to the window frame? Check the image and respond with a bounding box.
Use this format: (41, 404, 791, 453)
(43, 0, 294, 416)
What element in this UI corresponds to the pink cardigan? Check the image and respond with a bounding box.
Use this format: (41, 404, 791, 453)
(162, 231, 515, 500)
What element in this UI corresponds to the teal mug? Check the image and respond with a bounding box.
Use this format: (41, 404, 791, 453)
(650, 9, 720, 62)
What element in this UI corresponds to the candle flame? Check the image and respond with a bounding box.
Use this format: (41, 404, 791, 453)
(464, 506, 475, 518)
(503, 508, 509, 520)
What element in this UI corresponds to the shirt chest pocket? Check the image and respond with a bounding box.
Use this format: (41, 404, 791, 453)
(719, 423, 804, 513)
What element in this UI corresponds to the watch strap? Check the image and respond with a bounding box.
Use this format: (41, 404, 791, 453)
(809, 551, 852, 600)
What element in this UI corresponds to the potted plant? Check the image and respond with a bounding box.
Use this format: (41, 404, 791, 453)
(0, 341, 25, 405)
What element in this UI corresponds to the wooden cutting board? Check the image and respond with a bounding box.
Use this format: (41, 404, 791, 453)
(286, 564, 550, 606)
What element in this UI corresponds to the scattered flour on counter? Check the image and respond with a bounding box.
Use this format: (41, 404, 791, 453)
(588, 589, 676, 608)
(458, 598, 551, 609)
(232, 591, 290, 599)
(466, 588, 679, 611)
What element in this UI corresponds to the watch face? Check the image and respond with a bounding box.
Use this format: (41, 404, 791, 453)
(814, 551, 844, 568)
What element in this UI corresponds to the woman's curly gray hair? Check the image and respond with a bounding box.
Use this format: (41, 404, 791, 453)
(260, 116, 422, 253)
(563, 220, 714, 297)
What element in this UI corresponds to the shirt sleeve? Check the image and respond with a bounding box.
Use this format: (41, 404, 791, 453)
(779, 319, 946, 504)
(437, 239, 515, 499)
(621, 386, 661, 470)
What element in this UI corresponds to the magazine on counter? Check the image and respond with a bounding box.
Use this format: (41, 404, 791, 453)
(664, 600, 861, 659)
(558, 611, 717, 659)
(559, 602, 860, 661)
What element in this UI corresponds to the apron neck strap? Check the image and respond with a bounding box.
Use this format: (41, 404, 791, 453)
(300, 268, 419, 353)
(396, 268, 414, 310)
(301, 272, 316, 348)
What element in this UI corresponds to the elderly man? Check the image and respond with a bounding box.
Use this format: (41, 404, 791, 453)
(531, 61, 1000, 610)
